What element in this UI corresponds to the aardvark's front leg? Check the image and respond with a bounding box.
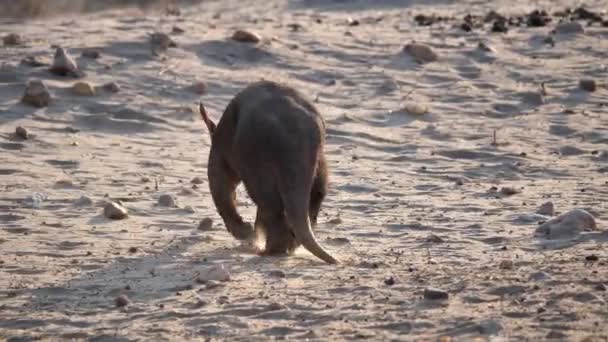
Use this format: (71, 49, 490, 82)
(207, 148, 254, 240)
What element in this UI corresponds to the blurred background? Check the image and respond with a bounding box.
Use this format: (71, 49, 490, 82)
(0, 0, 206, 18)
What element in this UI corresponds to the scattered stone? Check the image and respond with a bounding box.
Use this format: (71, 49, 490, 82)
(424, 287, 449, 300)
(491, 19, 508, 33)
(555, 21, 585, 34)
(594, 283, 606, 291)
(195, 264, 231, 282)
(269, 270, 286, 278)
(400, 102, 428, 115)
(190, 81, 207, 95)
(579, 79, 597, 92)
(157, 194, 177, 207)
(21, 80, 51, 108)
(527, 10, 551, 27)
(3, 33, 23, 46)
(232, 29, 261, 43)
(585, 254, 599, 262)
(537, 201, 555, 216)
(414, 14, 450, 26)
(49, 47, 81, 77)
(184, 206, 196, 214)
(128, 247, 138, 253)
(102, 81, 120, 93)
(72, 81, 96, 96)
(426, 234, 444, 243)
(559, 145, 585, 156)
(103, 201, 128, 220)
(180, 187, 195, 196)
(476, 42, 494, 53)
(403, 43, 439, 63)
(535, 209, 597, 239)
(81, 48, 101, 59)
(346, 17, 360, 26)
(75, 195, 93, 206)
(172, 26, 185, 34)
(191, 176, 204, 184)
(198, 217, 213, 231)
(114, 294, 130, 307)
(328, 217, 342, 225)
(499, 260, 514, 270)
(500, 187, 519, 196)
(529, 271, 551, 281)
(21, 55, 48, 67)
(26, 192, 47, 208)
(15, 126, 29, 140)
(384, 276, 396, 286)
(150, 32, 176, 55)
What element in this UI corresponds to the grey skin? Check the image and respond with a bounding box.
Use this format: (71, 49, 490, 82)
(199, 80, 337, 264)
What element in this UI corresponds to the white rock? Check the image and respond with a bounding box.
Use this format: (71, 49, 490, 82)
(25, 192, 47, 208)
(400, 102, 428, 115)
(403, 43, 438, 63)
(555, 21, 585, 35)
(103, 201, 128, 220)
(535, 209, 597, 239)
(195, 264, 231, 282)
(49, 47, 80, 76)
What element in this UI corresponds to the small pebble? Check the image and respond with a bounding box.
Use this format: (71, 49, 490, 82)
(184, 205, 196, 213)
(21, 80, 51, 108)
(594, 283, 606, 291)
(128, 247, 138, 254)
(555, 21, 585, 35)
(15, 126, 29, 140)
(400, 102, 428, 115)
(384, 276, 396, 286)
(191, 176, 204, 184)
(102, 81, 120, 93)
(103, 201, 128, 220)
(172, 26, 185, 34)
(426, 234, 444, 243)
(403, 42, 439, 63)
(536, 201, 555, 216)
(499, 260, 514, 270)
(232, 29, 261, 43)
(585, 254, 599, 262)
(81, 48, 101, 59)
(500, 187, 519, 196)
(72, 81, 96, 96)
(150, 32, 176, 55)
(269, 270, 286, 278)
(579, 79, 597, 92)
(424, 287, 449, 300)
(21, 55, 48, 67)
(115, 294, 130, 307)
(198, 218, 213, 231)
(195, 264, 231, 282)
(190, 81, 207, 95)
(75, 195, 93, 206)
(157, 194, 177, 207)
(3, 33, 23, 46)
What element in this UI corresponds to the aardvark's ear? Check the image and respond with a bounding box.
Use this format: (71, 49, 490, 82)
(199, 102, 216, 135)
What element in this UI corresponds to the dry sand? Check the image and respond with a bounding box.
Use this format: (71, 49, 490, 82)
(1, 0, 608, 340)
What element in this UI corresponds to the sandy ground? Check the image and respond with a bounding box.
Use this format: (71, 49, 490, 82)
(1, 0, 608, 340)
